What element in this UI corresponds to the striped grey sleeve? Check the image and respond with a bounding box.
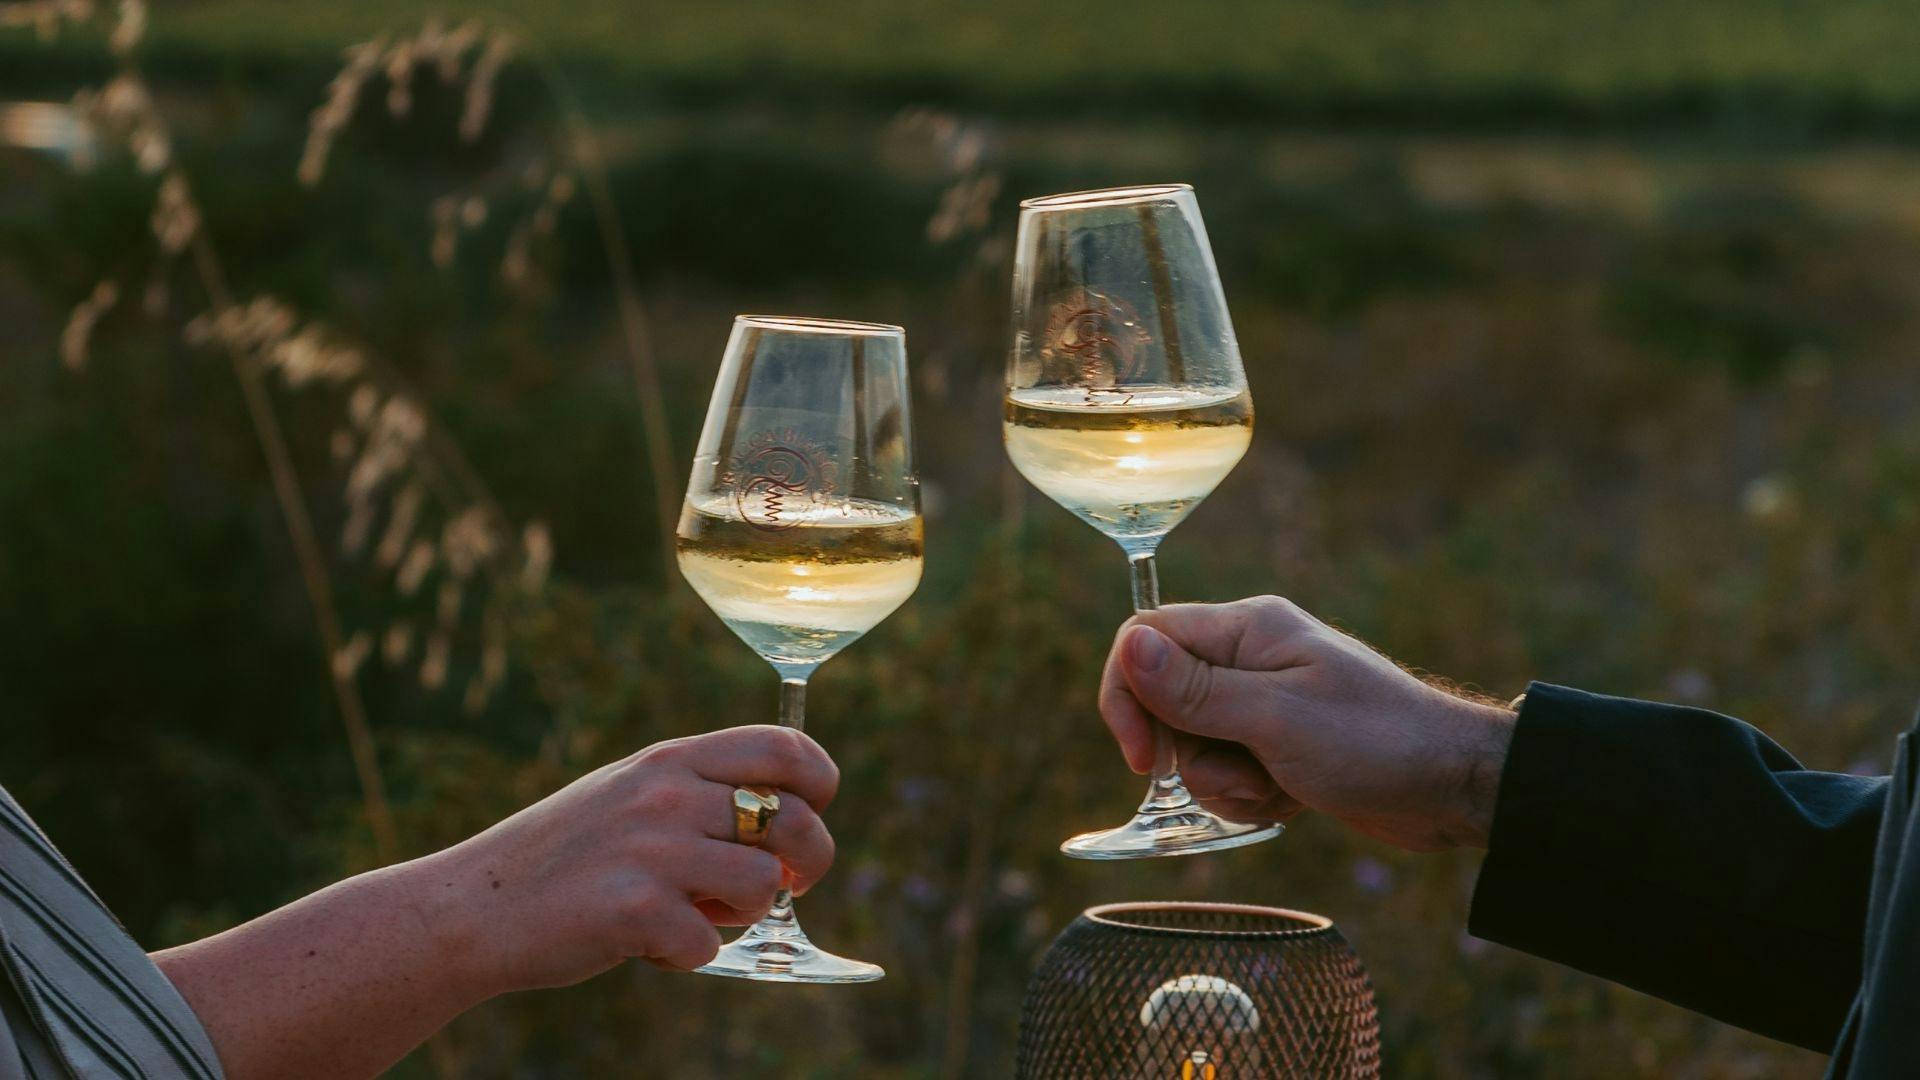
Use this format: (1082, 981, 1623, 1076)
(0, 787, 224, 1079)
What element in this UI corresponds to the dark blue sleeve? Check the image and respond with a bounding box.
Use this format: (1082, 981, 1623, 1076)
(1468, 683, 1887, 1052)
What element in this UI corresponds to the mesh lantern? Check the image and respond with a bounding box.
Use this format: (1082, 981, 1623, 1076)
(1017, 902, 1381, 1079)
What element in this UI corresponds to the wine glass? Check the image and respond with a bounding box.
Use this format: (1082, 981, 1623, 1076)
(1003, 184, 1281, 860)
(677, 315, 922, 982)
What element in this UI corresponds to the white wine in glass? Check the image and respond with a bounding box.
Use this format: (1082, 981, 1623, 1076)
(1005, 184, 1281, 860)
(677, 315, 921, 982)
(677, 495, 922, 665)
(1003, 385, 1252, 541)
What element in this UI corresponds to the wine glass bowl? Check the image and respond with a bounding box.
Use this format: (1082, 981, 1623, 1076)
(676, 314, 920, 982)
(1004, 184, 1280, 860)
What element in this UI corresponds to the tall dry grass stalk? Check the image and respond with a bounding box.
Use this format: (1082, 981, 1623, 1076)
(31, 3, 559, 878)
(295, 17, 682, 587)
(24, 8, 592, 1073)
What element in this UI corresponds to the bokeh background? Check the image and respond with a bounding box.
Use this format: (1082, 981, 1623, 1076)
(6, 2, 1919, 1075)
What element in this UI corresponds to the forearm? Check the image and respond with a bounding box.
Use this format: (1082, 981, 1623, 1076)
(151, 850, 492, 1080)
(141, 728, 840, 1078)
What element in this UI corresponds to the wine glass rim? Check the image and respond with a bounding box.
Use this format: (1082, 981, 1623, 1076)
(1020, 183, 1194, 210)
(1085, 901, 1334, 938)
(736, 314, 904, 336)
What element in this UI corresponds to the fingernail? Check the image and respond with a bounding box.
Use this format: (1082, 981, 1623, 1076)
(1129, 625, 1170, 672)
(1219, 786, 1264, 802)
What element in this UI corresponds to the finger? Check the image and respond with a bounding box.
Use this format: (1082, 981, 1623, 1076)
(1100, 620, 1156, 774)
(1118, 624, 1270, 745)
(695, 899, 766, 928)
(1181, 743, 1303, 820)
(641, 902, 723, 973)
(692, 778, 765, 843)
(759, 797, 835, 896)
(1195, 793, 1302, 825)
(670, 725, 839, 811)
(1179, 742, 1277, 802)
(1131, 596, 1319, 670)
(684, 783, 835, 896)
(680, 840, 786, 915)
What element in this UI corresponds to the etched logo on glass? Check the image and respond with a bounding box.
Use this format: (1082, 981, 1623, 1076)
(726, 429, 838, 532)
(1042, 287, 1152, 387)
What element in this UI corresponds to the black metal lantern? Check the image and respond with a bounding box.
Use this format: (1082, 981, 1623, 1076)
(1017, 902, 1380, 1079)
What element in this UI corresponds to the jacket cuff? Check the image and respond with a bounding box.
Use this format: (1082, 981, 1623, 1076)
(1475, 682, 1590, 867)
(1469, 682, 1585, 941)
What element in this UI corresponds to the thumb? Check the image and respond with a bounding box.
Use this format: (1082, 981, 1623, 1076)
(1119, 624, 1268, 746)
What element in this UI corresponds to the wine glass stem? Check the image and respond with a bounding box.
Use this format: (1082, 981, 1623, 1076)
(766, 670, 811, 921)
(778, 672, 809, 732)
(1128, 549, 1161, 612)
(1127, 549, 1188, 800)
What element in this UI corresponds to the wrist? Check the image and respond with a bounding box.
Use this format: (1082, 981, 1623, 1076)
(1436, 693, 1517, 850)
(389, 845, 505, 1007)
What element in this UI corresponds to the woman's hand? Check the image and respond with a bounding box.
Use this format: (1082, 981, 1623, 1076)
(156, 725, 842, 1080)
(1099, 596, 1515, 853)
(422, 724, 841, 994)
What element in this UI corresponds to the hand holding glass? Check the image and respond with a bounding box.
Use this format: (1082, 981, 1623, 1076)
(1004, 185, 1281, 859)
(677, 315, 921, 981)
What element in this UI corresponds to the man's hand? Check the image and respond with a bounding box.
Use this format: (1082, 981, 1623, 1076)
(426, 724, 841, 993)
(1100, 596, 1515, 852)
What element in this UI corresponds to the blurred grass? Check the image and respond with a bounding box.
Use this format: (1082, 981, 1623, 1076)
(15, 1, 1920, 131)
(7, 4, 1920, 1077)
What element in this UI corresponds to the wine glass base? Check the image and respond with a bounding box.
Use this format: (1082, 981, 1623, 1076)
(694, 921, 885, 984)
(1061, 807, 1282, 861)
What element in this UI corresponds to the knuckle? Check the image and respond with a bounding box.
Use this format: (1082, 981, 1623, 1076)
(1246, 595, 1318, 658)
(764, 726, 831, 789)
(774, 725, 817, 766)
(640, 735, 690, 764)
(631, 779, 692, 821)
(1249, 594, 1303, 627)
(624, 747, 684, 785)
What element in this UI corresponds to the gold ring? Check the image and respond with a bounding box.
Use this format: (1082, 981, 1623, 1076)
(732, 785, 780, 847)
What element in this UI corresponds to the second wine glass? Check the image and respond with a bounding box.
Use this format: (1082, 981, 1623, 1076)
(677, 315, 921, 981)
(1004, 184, 1281, 860)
